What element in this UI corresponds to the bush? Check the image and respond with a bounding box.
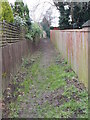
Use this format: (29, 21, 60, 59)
(25, 22, 43, 42)
(14, 15, 26, 26)
(25, 32, 33, 40)
(31, 23, 43, 39)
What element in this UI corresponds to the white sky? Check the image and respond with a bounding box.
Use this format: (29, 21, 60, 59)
(8, 0, 59, 26)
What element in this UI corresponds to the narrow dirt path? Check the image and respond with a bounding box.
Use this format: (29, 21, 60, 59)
(39, 39, 57, 67)
(3, 39, 88, 118)
(19, 39, 58, 118)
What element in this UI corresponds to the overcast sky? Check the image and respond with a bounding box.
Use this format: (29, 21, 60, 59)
(8, 0, 59, 26)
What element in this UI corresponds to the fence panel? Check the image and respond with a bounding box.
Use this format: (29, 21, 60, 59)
(0, 21, 25, 46)
(50, 28, 89, 88)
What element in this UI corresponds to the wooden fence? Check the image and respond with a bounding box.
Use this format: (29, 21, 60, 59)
(2, 40, 36, 92)
(50, 27, 89, 88)
(0, 21, 25, 46)
(1, 21, 41, 92)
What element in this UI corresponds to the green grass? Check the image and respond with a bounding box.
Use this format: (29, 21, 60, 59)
(36, 101, 74, 118)
(8, 53, 88, 118)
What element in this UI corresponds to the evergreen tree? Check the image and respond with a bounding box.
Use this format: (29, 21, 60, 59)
(73, 2, 90, 27)
(12, 0, 31, 27)
(58, 2, 71, 29)
(54, 1, 90, 29)
(14, 0, 24, 18)
(0, 0, 14, 23)
(41, 17, 50, 38)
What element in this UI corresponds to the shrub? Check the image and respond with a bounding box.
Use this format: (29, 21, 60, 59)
(25, 22, 43, 42)
(25, 32, 33, 40)
(14, 15, 26, 26)
(31, 23, 43, 39)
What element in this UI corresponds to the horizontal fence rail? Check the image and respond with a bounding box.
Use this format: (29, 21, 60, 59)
(0, 21, 25, 46)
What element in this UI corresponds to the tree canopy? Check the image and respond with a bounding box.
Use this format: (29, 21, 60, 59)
(54, 1, 90, 29)
(73, 2, 90, 27)
(12, 0, 31, 26)
(41, 17, 50, 38)
(0, 0, 14, 23)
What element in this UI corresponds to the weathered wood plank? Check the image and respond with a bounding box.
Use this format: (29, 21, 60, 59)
(0, 21, 25, 44)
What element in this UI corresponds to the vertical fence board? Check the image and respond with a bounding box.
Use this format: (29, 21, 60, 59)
(50, 28, 89, 88)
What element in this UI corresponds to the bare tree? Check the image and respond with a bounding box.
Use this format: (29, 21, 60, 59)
(30, 0, 58, 23)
